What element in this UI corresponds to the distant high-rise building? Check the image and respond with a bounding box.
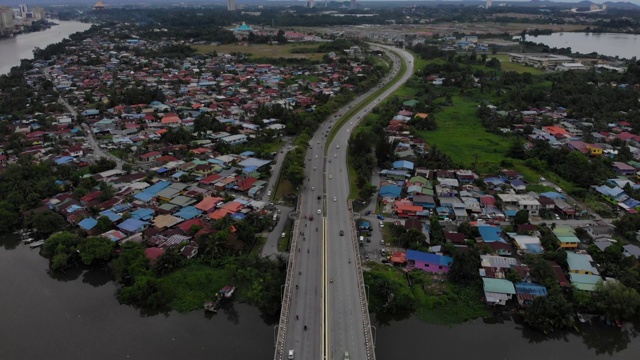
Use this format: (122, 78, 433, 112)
(227, 0, 236, 11)
(350, 0, 356, 10)
(19, 4, 27, 17)
(307, 0, 315, 8)
(486, 0, 492, 9)
(0, 6, 14, 35)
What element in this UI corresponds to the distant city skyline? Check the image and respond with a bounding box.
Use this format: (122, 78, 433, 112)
(1, 0, 639, 6)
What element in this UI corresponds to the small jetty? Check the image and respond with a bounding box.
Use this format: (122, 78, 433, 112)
(29, 240, 45, 248)
(22, 237, 36, 244)
(204, 285, 236, 313)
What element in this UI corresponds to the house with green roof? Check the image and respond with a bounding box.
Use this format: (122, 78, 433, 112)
(482, 278, 516, 306)
(403, 99, 419, 108)
(553, 226, 580, 249)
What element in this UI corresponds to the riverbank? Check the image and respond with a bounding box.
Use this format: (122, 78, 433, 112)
(0, 238, 274, 360)
(0, 20, 92, 75)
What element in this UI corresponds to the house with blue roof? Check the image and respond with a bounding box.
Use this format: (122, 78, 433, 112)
(134, 191, 155, 203)
(117, 218, 148, 234)
(130, 208, 155, 221)
(594, 185, 627, 204)
(99, 210, 122, 223)
(478, 225, 505, 243)
(515, 283, 548, 306)
(406, 250, 453, 274)
(174, 206, 202, 220)
(379, 185, 402, 200)
(144, 180, 171, 195)
(55, 156, 75, 165)
(78, 218, 98, 233)
(392, 160, 414, 171)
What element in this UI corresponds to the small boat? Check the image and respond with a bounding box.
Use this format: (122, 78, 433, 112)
(614, 319, 622, 328)
(204, 301, 219, 313)
(23, 237, 35, 244)
(29, 240, 45, 248)
(576, 313, 586, 323)
(204, 285, 236, 313)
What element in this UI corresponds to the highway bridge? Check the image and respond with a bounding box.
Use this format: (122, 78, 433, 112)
(274, 45, 415, 360)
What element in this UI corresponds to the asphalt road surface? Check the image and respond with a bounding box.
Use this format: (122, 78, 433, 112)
(280, 44, 414, 360)
(324, 45, 414, 360)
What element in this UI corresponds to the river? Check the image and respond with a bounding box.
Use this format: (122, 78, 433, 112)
(529, 32, 640, 60)
(4, 234, 640, 360)
(0, 20, 92, 75)
(0, 237, 274, 360)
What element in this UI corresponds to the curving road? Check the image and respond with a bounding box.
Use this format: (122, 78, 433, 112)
(325, 45, 414, 360)
(278, 45, 414, 360)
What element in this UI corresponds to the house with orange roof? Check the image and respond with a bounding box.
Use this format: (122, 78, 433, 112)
(161, 113, 181, 127)
(222, 201, 244, 213)
(393, 199, 424, 218)
(543, 125, 570, 138)
(195, 196, 224, 213)
(209, 208, 231, 220)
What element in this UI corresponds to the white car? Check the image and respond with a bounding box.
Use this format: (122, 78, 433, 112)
(315, 155, 318, 159)
(333, 197, 337, 202)
(379, 221, 384, 228)
(313, 166, 316, 171)
(334, 153, 337, 158)
(312, 187, 315, 191)
(317, 209, 322, 215)
(540, 177, 546, 182)
(267, 190, 271, 196)
(329, 174, 332, 179)
(555, 187, 562, 193)
(336, 145, 340, 149)
(288, 350, 294, 359)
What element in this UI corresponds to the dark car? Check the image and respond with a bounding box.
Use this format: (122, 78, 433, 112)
(317, 195, 321, 200)
(364, 210, 371, 215)
(376, 214, 384, 220)
(339, 230, 344, 236)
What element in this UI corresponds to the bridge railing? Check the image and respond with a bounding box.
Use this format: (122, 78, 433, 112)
(273, 194, 302, 360)
(348, 200, 376, 360)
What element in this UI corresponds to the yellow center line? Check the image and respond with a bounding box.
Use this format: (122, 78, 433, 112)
(323, 216, 329, 360)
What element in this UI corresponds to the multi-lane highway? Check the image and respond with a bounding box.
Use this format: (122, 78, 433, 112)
(278, 45, 414, 360)
(325, 45, 414, 360)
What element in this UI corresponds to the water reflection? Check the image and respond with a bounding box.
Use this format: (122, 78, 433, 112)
(0, 234, 21, 250)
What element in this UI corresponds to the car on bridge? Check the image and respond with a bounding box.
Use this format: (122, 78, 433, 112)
(339, 230, 344, 236)
(288, 350, 294, 359)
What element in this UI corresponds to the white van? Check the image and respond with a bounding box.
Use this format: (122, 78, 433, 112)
(359, 236, 364, 245)
(380, 248, 386, 256)
(288, 350, 294, 359)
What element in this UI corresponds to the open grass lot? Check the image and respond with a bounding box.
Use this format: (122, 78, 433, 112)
(492, 54, 545, 75)
(193, 43, 325, 60)
(418, 95, 510, 172)
(163, 263, 234, 312)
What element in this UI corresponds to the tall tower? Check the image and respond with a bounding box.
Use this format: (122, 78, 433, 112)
(486, 0, 492, 9)
(227, 0, 236, 11)
(350, 0, 356, 10)
(307, 0, 314, 8)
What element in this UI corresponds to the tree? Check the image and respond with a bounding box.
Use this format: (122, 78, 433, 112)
(449, 249, 481, 286)
(42, 231, 81, 271)
(30, 210, 66, 235)
(0, 201, 21, 232)
(96, 215, 113, 233)
(154, 248, 185, 276)
(513, 210, 529, 226)
(78, 236, 115, 265)
(398, 228, 426, 249)
(523, 287, 575, 333)
(594, 280, 640, 320)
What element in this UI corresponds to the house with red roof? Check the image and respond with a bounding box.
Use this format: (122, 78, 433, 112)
(195, 196, 224, 213)
(140, 151, 161, 162)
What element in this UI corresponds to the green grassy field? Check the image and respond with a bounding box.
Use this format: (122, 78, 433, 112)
(418, 95, 510, 172)
(492, 54, 545, 75)
(192, 43, 325, 60)
(163, 263, 234, 312)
